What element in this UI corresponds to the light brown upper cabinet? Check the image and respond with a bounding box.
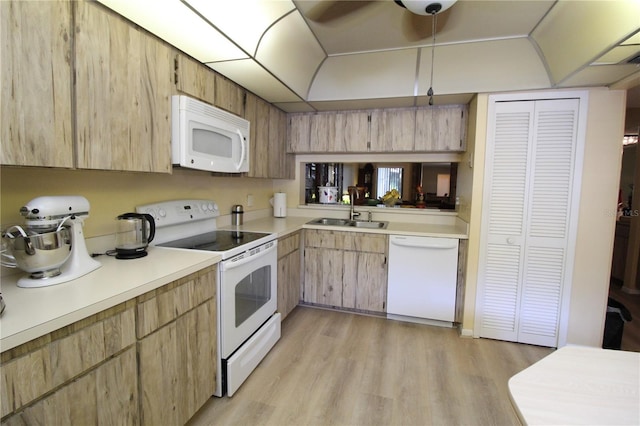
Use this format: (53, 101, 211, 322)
(268, 105, 294, 179)
(214, 74, 245, 117)
(175, 53, 216, 105)
(369, 108, 416, 152)
(287, 105, 468, 154)
(75, 0, 173, 173)
(1, 0, 74, 167)
(287, 111, 370, 153)
(245, 92, 293, 179)
(415, 105, 468, 152)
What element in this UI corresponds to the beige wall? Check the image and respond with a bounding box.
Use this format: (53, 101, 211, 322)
(461, 88, 626, 347)
(0, 167, 278, 237)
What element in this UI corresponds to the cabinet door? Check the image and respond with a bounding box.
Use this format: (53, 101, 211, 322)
(415, 105, 467, 152)
(334, 111, 370, 152)
(304, 247, 344, 307)
(268, 105, 294, 179)
(343, 252, 387, 312)
(287, 113, 312, 153)
(175, 53, 216, 104)
(370, 108, 416, 152)
(1, 0, 74, 167)
(138, 299, 216, 426)
(214, 73, 245, 116)
(309, 113, 335, 152)
(245, 92, 270, 178)
(278, 232, 301, 320)
(6, 347, 138, 425)
(75, 1, 172, 172)
(278, 250, 301, 320)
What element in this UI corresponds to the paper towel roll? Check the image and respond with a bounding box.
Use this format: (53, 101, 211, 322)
(270, 192, 287, 217)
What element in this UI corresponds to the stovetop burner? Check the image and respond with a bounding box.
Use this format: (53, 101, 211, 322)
(157, 230, 270, 252)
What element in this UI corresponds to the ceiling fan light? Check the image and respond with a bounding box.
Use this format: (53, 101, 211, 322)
(394, 0, 457, 15)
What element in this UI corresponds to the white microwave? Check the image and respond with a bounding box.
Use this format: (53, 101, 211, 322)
(171, 95, 250, 173)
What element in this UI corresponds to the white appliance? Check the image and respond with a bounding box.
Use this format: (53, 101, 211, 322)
(270, 192, 287, 217)
(171, 95, 250, 173)
(1, 196, 101, 288)
(136, 199, 279, 397)
(387, 235, 459, 326)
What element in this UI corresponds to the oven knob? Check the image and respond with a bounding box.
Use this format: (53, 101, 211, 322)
(208, 203, 215, 212)
(158, 208, 167, 218)
(145, 208, 156, 218)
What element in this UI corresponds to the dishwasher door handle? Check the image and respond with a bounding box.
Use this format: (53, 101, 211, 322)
(390, 237, 457, 250)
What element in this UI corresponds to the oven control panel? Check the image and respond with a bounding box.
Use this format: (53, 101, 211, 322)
(136, 199, 220, 228)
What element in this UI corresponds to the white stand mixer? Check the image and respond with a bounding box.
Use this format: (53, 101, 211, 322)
(5, 196, 101, 288)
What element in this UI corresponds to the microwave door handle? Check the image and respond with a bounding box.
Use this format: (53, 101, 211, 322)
(235, 129, 246, 171)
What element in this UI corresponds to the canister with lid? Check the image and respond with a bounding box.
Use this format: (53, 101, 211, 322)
(231, 205, 244, 226)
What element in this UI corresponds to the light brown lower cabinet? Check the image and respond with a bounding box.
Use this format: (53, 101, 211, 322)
(277, 231, 301, 320)
(136, 266, 217, 426)
(303, 229, 388, 313)
(0, 265, 217, 425)
(1, 303, 138, 424)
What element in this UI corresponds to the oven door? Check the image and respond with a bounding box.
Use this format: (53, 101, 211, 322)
(219, 241, 277, 359)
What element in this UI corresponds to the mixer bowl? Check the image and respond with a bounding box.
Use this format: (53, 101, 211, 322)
(2, 228, 71, 277)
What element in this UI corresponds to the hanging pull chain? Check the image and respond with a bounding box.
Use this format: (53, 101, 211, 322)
(428, 11, 437, 105)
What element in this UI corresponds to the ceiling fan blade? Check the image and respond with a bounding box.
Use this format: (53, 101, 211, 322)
(402, 8, 451, 41)
(305, 0, 377, 23)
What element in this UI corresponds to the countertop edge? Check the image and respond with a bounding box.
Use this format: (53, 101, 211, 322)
(0, 248, 221, 352)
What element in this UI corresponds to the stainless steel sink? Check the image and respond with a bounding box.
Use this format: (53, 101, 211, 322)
(350, 220, 388, 229)
(307, 218, 388, 229)
(309, 218, 352, 226)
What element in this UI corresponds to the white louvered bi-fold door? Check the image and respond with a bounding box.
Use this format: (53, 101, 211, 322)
(477, 98, 580, 347)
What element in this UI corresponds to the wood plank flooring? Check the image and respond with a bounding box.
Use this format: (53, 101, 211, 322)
(189, 307, 553, 426)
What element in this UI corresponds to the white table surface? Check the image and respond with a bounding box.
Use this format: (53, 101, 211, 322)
(509, 345, 640, 425)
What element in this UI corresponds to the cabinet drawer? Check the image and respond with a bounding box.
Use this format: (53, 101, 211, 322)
(136, 266, 216, 339)
(1, 303, 136, 418)
(304, 229, 387, 253)
(278, 231, 300, 259)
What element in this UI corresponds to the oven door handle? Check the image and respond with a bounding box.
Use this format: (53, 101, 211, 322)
(222, 242, 276, 271)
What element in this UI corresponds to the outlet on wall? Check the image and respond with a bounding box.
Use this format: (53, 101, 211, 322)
(247, 194, 254, 207)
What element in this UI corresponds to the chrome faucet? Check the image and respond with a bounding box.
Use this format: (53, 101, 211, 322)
(348, 187, 361, 221)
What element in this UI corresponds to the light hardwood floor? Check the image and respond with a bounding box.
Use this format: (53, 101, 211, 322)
(189, 306, 553, 426)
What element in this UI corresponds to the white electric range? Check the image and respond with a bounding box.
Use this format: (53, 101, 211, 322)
(137, 199, 280, 397)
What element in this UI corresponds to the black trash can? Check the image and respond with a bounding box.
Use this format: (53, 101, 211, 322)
(603, 297, 632, 350)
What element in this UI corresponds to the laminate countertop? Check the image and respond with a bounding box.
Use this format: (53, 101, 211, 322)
(220, 215, 469, 239)
(508, 345, 640, 425)
(0, 247, 221, 352)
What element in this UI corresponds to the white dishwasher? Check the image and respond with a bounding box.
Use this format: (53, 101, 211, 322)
(387, 235, 459, 325)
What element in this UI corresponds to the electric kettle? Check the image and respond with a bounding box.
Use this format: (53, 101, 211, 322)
(115, 213, 155, 259)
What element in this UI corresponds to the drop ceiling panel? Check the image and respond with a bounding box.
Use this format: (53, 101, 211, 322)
(185, 0, 295, 55)
(297, 0, 554, 55)
(309, 49, 418, 101)
(559, 66, 640, 89)
(256, 11, 326, 98)
(96, 0, 247, 62)
(531, 0, 640, 85)
(206, 59, 301, 103)
(416, 38, 550, 95)
(595, 46, 640, 65)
